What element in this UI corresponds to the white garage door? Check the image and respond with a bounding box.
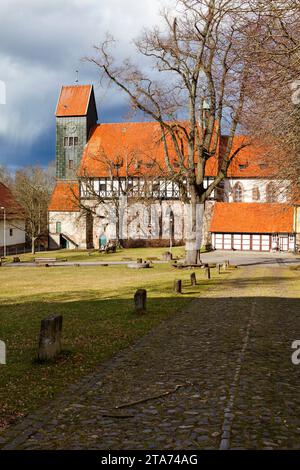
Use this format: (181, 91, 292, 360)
(213, 233, 271, 251)
(233, 234, 242, 250)
(214, 233, 223, 250)
(242, 234, 251, 251)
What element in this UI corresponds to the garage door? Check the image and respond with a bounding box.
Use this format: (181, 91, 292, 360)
(214, 233, 224, 250)
(242, 234, 251, 251)
(213, 233, 271, 251)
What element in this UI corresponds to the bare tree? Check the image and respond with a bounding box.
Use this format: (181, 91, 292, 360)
(0, 165, 13, 187)
(89, 0, 255, 263)
(77, 145, 153, 248)
(243, 1, 300, 201)
(13, 166, 54, 254)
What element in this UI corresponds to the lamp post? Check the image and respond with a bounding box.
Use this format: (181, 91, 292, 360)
(1, 206, 6, 258)
(169, 211, 174, 256)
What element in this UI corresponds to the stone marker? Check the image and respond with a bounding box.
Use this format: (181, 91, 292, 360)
(174, 279, 182, 294)
(162, 251, 173, 261)
(217, 263, 221, 274)
(190, 272, 197, 286)
(205, 267, 211, 280)
(134, 289, 147, 314)
(38, 315, 63, 361)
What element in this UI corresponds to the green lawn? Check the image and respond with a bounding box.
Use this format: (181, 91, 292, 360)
(3, 245, 209, 264)
(0, 261, 222, 432)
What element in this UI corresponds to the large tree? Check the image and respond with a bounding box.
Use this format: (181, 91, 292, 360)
(14, 166, 55, 254)
(243, 1, 300, 201)
(90, 0, 255, 263)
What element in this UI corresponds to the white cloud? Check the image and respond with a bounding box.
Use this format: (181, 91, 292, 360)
(0, 0, 173, 166)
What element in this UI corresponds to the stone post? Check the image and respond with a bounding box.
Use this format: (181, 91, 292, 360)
(134, 289, 147, 314)
(217, 263, 221, 274)
(162, 252, 173, 262)
(38, 315, 63, 361)
(174, 279, 182, 294)
(190, 272, 197, 286)
(205, 267, 211, 280)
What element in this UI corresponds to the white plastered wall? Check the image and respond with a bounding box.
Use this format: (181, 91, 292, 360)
(0, 219, 25, 247)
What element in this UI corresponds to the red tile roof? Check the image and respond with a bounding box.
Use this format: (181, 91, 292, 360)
(48, 181, 79, 212)
(0, 183, 25, 220)
(78, 122, 273, 179)
(56, 85, 93, 117)
(210, 202, 294, 234)
(79, 122, 219, 178)
(222, 136, 276, 178)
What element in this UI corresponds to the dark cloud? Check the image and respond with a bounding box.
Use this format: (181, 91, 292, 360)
(0, 0, 171, 170)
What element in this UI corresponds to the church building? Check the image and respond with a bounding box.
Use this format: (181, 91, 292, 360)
(48, 84, 299, 253)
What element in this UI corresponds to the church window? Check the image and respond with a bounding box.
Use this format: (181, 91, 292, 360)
(69, 160, 74, 170)
(69, 137, 74, 146)
(252, 186, 260, 201)
(74, 137, 78, 146)
(233, 183, 243, 202)
(9, 228, 13, 237)
(64, 137, 68, 147)
(99, 181, 106, 193)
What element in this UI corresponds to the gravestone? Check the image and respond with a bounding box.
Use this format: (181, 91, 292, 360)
(134, 289, 147, 314)
(162, 252, 173, 261)
(0, 340, 6, 365)
(174, 279, 182, 294)
(190, 272, 197, 286)
(38, 315, 63, 361)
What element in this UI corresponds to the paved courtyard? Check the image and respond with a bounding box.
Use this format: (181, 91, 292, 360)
(1, 262, 300, 450)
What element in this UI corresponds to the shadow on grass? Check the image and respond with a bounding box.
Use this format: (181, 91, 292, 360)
(1, 293, 300, 434)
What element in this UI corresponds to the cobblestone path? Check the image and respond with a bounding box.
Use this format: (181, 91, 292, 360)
(1, 265, 300, 450)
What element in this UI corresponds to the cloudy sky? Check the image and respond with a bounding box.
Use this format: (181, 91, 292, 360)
(0, 0, 171, 170)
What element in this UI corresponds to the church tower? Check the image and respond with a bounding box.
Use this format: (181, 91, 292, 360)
(55, 85, 98, 180)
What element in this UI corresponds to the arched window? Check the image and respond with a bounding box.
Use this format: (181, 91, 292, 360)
(252, 186, 260, 201)
(233, 183, 243, 202)
(266, 182, 277, 203)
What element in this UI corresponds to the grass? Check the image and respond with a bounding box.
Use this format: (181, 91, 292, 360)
(3, 245, 209, 264)
(0, 260, 221, 432)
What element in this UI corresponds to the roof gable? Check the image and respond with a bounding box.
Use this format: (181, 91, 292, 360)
(48, 181, 79, 212)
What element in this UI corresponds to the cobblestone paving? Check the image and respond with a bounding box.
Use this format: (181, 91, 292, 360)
(0, 265, 299, 450)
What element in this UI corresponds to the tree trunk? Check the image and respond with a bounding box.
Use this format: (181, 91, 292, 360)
(31, 237, 36, 254)
(185, 189, 204, 265)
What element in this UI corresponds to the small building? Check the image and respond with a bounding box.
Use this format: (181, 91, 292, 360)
(48, 181, 80, 250)
(210, 202, 296, 252)
(0, 183, 26, 255)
